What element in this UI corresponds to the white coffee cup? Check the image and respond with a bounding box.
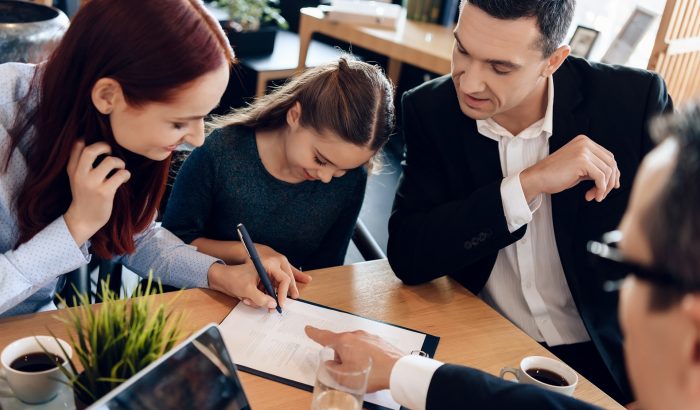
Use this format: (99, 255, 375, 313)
(0, 336, 73, 404)
(499, 356, 578, 396)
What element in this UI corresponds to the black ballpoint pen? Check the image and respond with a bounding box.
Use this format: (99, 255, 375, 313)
(236, 223, 282, 314)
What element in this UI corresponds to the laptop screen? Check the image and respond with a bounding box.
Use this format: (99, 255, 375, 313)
(91, 324, 251, 410)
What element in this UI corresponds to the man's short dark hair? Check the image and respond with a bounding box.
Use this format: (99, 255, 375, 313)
(644, 102, 700, 310)
(460, 0, 576, 56)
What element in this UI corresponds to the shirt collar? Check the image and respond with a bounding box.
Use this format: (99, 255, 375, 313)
(476, 75, 554, 140)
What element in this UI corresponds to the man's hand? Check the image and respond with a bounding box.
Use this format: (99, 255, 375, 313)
(305, 326, 405, 392)
(520, 135, 620, 203)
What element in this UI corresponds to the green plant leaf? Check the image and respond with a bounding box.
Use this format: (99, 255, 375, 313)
(48, 272, 185, 402)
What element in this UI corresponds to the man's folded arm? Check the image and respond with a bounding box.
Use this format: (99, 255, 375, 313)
(387, 91, 525, 285)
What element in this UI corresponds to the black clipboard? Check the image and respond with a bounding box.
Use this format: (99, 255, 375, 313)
(227, 299, 440, 410)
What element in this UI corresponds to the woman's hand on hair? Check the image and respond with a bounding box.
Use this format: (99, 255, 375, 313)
(63, 140, 131, 246)
(207, 259, 299, 311)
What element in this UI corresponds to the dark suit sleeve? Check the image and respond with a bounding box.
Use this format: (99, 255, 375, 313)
(641, 73, 674, 156)
(426, 364, 601, 410)
(304, 174, 366, 270)
(161, 141, 217, 244)
(387, 90, 525, 286)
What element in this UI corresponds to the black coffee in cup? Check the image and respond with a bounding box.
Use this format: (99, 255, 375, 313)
(525, 368, 569, 387)
(10, 352, 64, 373)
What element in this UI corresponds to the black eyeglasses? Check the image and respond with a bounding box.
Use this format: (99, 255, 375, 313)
(587, 231, 684, 292)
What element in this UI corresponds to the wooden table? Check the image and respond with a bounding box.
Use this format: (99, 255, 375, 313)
(297, 7, 454, 85)
(0, 260, 622, 409)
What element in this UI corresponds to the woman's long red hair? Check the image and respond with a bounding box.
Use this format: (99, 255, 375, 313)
(8, 0, 233, 258)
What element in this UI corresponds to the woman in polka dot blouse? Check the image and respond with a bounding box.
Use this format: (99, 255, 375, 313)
(0, 0, 308, 317)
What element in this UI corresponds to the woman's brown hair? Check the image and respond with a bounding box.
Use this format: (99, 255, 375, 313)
(7, 0, 234, 258)
(213, 56, 395, 153)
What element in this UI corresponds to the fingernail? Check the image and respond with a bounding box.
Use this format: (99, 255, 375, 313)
(243, 299, 251, 306)
(268, 302, 276, 309)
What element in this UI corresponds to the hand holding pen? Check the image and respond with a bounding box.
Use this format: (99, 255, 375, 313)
(245, 243, 313, 289)
(237, 223, 301, 313)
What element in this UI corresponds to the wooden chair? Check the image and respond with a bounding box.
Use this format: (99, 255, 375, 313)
(648, 0, 700, 104)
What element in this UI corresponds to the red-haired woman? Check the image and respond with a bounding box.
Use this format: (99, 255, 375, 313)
(0, 0, 305, 317)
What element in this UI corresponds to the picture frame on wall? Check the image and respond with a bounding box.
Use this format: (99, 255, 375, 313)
(569, 25, 600, 59)
(601, 6, 658, 65)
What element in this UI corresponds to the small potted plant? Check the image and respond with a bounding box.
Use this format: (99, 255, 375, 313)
(48, 276, 185, 408)
(214, 0, 288, 57)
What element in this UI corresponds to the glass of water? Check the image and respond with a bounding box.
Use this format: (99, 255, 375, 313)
(311, 344, 372, 410)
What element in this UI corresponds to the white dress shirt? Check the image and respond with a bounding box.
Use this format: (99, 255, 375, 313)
(477, 76, 590, 346)
(390, 355, 442, 410)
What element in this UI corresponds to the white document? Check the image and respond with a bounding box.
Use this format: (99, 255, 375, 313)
(218, 299, 430, 410)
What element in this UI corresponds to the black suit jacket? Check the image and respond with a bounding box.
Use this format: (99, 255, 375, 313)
(387, 57, 673, 400)
(426, 364, 600, 410)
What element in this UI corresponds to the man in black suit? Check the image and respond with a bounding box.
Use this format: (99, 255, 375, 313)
(385, 0, 672, 403)
(305, 103, 700, 410)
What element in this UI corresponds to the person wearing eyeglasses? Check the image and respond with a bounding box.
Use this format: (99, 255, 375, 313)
(305, 102, 700, 410)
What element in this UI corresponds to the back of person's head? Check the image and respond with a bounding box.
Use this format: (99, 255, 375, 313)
(10, 0, 234, 258)
(644, 102, 700, 310)
(215, 56, 395, 153)
(460, 0, 576, 56)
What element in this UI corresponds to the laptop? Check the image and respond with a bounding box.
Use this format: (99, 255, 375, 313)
(89, 323, 251, 410)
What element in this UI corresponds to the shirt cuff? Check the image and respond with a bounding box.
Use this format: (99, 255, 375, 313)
(501, 173, 542, 233)
(389, 355, 443, 410)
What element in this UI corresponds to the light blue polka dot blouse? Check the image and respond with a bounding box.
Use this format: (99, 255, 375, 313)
(0, 63, 220, 317)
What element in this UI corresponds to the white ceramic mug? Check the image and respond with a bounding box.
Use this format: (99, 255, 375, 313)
(499, 356, 578, 396)
(0, 336, 73, 404)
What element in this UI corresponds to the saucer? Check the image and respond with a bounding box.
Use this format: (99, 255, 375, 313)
(0, 378, 74, 410)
